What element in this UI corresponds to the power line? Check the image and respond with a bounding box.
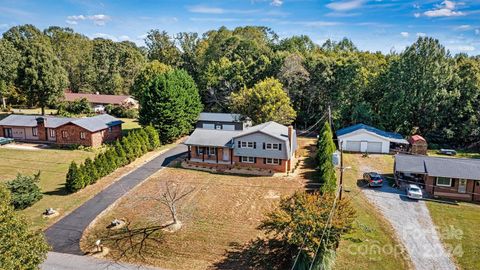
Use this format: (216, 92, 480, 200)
(297, 112, 328, 136)
(308, 187, 341, 270)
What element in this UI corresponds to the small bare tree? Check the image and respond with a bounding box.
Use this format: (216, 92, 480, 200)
(154, 181, 195, 225)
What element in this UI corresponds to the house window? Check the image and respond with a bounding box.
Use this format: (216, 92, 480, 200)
(265, 158, 281, 165)
(80, 132, 86, 140)
(241, 141, 255, 148)
(32, 127, 38, 137)
(241, 156, 255, 163)
(215, 124, 222, 130)
(208, 147, 217, 155)
(266, 143, 280, 150)
(62, 130, 67, 138)
(436, 177, 452, 187)
(49, 129, 55, 138)
(196, 147, 204, 156)
(108, 126, 113, 133)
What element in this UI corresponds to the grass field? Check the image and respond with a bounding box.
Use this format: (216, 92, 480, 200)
(0, 147, 95, 229)
(427, 150, 480, 159)
(334, 153, 412, 270)
(119, 118, 141, 132)
(427, 202, 480, 270)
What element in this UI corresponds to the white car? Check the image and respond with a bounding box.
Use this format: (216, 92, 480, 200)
(406, 184, 423, 200)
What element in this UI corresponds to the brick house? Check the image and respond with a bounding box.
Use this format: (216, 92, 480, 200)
(184, 114, 297, 173)
(394, 154, 480, 202)
(0, 114, 123, 147)
(63, 92, 138, 113)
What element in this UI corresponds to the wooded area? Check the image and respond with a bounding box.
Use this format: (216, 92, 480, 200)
(1, 25, 479, 147)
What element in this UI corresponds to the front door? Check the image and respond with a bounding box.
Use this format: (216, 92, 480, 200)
(223, 148, 230, 161)
(458, 179, 467, 193)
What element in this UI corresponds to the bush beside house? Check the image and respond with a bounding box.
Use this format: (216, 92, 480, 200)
(6, 172, 43, 210)
(65, 126, 160, 193)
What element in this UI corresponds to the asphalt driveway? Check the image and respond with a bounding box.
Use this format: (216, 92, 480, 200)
(362, 184, 456, 270)
(44, 144, 187, 255)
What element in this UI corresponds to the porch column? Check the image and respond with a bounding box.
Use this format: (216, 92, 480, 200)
(216, 147, 219, 163)
(202, 147, 205, 162)
(230, 148, 233, 165)
(187, 145, 191, 160)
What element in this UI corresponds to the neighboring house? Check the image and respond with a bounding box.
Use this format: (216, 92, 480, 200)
(394, 154, 480, 202)
(408, 135, 428, 155)
(336, 124, 409, 154)
(64, 92, 138, 113)
(184, 121, 297, 173)
(0, 114, 123, 147)
(196, 112, 251, 131)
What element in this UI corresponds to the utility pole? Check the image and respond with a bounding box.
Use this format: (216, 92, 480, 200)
(339, 141, 344, 200)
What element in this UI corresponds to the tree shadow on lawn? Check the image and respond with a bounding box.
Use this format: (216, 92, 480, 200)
(43, 186, 69, 196)
(213, 238, 294, 270)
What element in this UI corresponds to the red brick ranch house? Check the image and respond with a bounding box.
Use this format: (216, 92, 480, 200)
(0, 114, 123, 147)
(394, 154, 480, 202)
(184, 113, 298, 173)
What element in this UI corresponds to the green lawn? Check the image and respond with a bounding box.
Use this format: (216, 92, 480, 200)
(119, 118, 141, 131)
(0, 147, 95, 230)
(333, 154, 411, 270)
(427, 202, 480, 270)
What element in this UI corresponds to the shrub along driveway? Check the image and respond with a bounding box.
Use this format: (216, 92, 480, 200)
(44, 144, 187, 255)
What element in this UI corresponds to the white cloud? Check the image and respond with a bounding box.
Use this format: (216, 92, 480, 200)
(414, 12, 421, 18)
(451, 45, 475, 51)
(326, 0, 364, 11)
(416, 32, 427, 37)
(455, 24, 471, 31)
(476, 29, 480, 35)
(187, 5, 224, 14)
(413, 3, 420, 9)
(423, 1, 464, 17)
(92, 33, 118, 41)
(400, 32, 409, 37)
(66, 14, 111, 26)
(118, 35, 130, 41)
(271, 0, 283, 7)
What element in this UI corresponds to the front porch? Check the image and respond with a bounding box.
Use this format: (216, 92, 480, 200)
(187, 145, 234, 164)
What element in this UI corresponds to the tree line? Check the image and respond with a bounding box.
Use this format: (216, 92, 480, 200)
(1, 25, 479, 146)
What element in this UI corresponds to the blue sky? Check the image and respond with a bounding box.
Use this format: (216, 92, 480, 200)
(1, 0, 479, 55)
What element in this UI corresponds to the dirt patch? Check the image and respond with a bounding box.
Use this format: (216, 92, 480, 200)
(2, 142, 49, 150)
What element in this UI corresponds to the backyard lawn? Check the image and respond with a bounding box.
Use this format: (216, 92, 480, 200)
(427, 201, 480, 270)
(334, 153, 412, 270)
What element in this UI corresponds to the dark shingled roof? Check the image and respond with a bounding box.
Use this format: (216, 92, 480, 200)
(395, 154, 480, 180)
(198, 112, 243, 122)
(0, 114, 123, 132)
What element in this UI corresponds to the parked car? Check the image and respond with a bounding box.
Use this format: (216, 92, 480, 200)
(363, 172, 384, 187)
(406, 184, 423, 199)
(437, 149, 457, 156)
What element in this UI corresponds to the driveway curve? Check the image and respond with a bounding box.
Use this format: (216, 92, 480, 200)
(362, 185, 456, 270)
(45, 144, 187, 255)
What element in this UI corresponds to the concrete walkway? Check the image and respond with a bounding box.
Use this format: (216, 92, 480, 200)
(45, 144, 187, 255)
(41, 252, 162, 270)
(362, 185, 456, 270)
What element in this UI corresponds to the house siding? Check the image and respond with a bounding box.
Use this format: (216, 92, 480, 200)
(426, 176, 478, 202)
(196, 120, 244, 131)
(338, 131, 390, 153)
(234, 156, 287, 172)
(233, 133, 288, 159)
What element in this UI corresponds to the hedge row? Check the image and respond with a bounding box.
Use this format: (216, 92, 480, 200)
(65, 126, 161, 193)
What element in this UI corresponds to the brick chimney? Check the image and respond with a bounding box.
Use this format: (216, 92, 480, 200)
(287, 125, 294, 172)
(36, 117, 47, 141)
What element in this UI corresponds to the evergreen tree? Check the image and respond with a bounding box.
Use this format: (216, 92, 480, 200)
(145, 125, 161, 150)
(122, 136, 135, 163)
(6, 172, 43, 210)
(138, 69, 203, 143)
(104, 148, 118, 173)
(76, 164, 87, 189)
(0, 184, 49, 269)
(94, 154, 106, 177)
(84, 157, 99, 184)
(317, 122, 337, 193)
(65, 161, 79, 192)
(114, 140, 128, 166)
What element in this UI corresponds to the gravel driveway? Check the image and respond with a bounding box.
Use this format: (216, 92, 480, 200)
(362, 184, 456, 270)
